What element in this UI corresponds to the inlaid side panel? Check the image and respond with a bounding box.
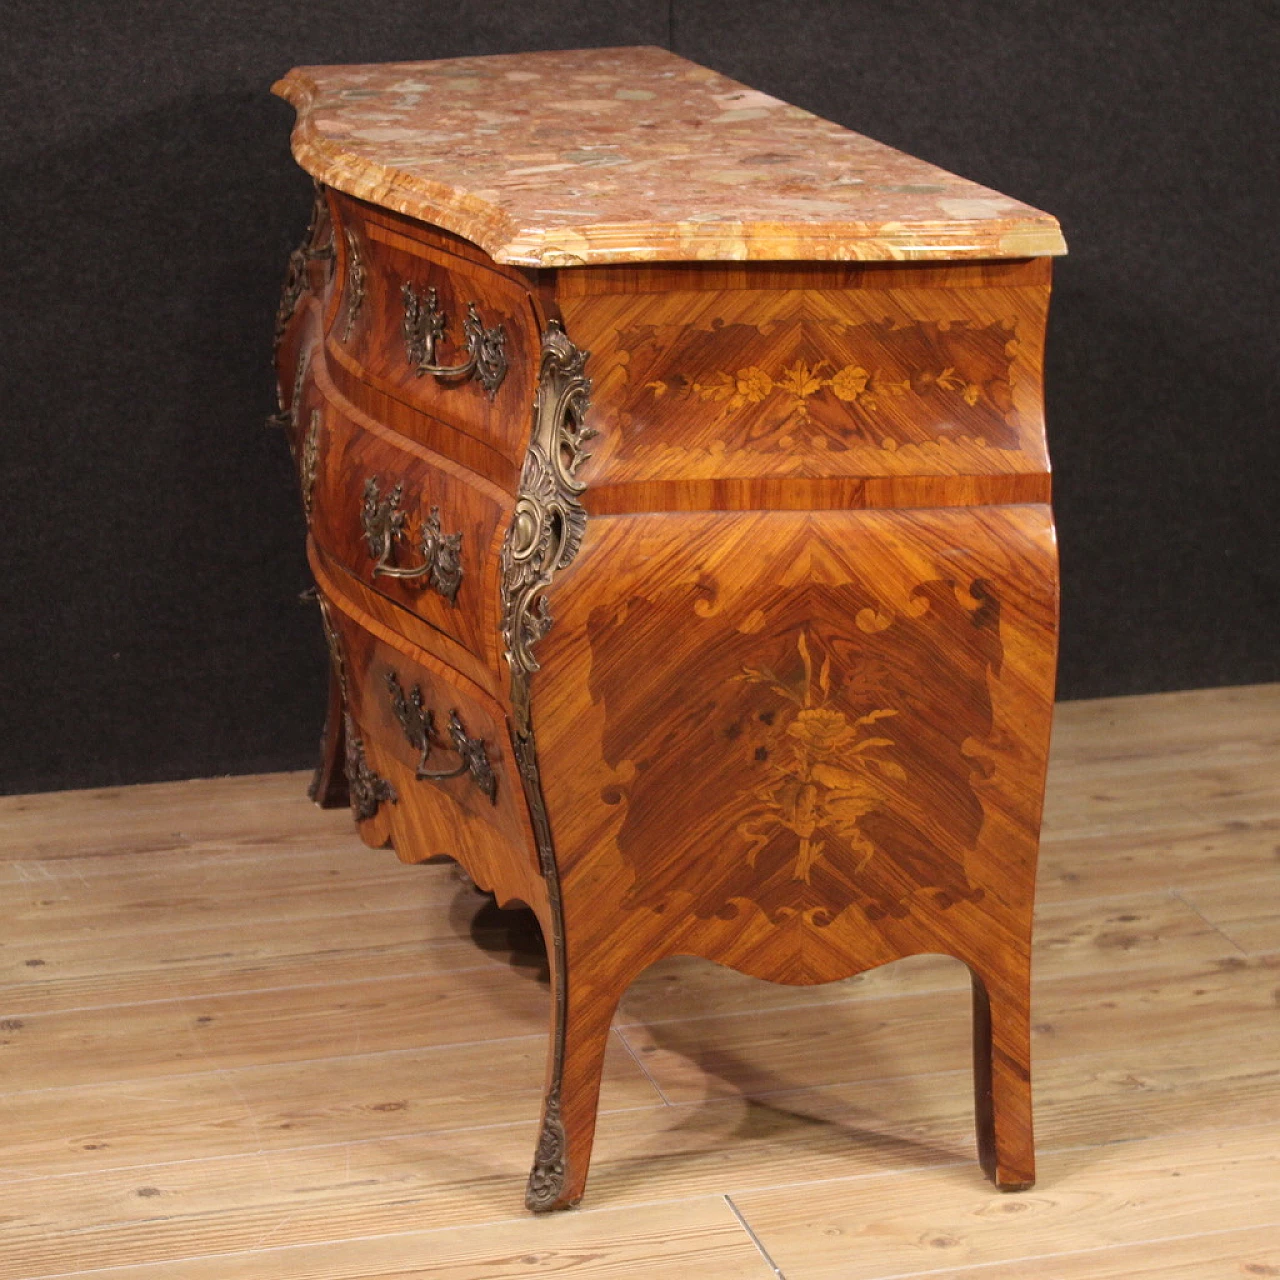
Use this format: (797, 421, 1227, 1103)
(558, 260, 1053, 512)
(532, 505, 1058, 987)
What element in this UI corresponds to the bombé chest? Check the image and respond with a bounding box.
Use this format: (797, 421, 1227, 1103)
(271, 46, 1064, 1212)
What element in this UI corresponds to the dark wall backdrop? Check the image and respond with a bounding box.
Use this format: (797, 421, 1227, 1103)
(3, 2, 1276, 795)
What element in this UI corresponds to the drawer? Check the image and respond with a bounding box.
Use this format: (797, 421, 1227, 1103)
(308, 362, 510, 662)
(328, 198, 539, 469)
(321, 588, 542, 895)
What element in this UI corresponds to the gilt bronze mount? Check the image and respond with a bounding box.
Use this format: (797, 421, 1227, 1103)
(402, 283, 508, 397)
(360, 477, 464, 603)
(385, 671, 498, 803)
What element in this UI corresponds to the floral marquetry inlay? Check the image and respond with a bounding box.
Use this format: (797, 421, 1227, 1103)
(649, 358, 982, 416)
(619, 315, 1021, 456)
(586, 550, 1006, 929)
(733, 633, 903, 885)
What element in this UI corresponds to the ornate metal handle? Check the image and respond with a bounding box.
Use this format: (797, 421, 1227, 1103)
(386, 672, 498, 803)
(402, 283, 508, 397)
(360, 477, 463, 604)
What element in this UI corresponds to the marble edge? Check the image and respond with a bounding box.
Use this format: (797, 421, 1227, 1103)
(272, 67, 1068, 267)
(272, 70, 527, 257)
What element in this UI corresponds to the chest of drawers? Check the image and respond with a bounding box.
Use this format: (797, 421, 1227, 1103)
(272, 47, 1064, 1212)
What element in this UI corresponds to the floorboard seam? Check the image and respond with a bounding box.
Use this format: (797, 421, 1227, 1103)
(0, 1102, 672, 1186)
(714, 1116, 1280, 1200)
(613, 1027, 674, 1105)
(0, 1029, 571, 1098)
(1168, 887, 1254, 956)
(861, 1218, 1280, 1280)
(725, 1194, 787, 1279)
(0, 962, 509, 1021)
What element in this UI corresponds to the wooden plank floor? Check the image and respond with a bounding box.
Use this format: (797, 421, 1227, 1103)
(1, 683, 1278, 1279)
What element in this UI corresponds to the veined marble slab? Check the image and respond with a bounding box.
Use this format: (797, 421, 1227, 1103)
(274, 46, 1065, 267)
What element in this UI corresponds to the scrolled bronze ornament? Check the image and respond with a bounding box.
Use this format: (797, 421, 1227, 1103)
(385, 671, 498, 803)
(524, 1084, 567, 1212)
(361, 476, 407, 563)
(360, 478, 464, 603)
(498, 319, 593, 1212)
(267, 346, 311, 435)
(315, 593, 348, 699)
(309, 592, 350, 806)
(340, 227, 366, 342)
(343, 714, 397, 821)
(419, 507, 464, 603)
(401, 283, 508, 397)
(299, 409, 321, 518)
(500, 321, 595, 737)
(274, 182, 335, 354)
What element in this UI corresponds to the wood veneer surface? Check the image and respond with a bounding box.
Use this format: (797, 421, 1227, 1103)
(273, 46, 1066, 266)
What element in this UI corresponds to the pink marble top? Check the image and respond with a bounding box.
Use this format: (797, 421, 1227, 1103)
(274, 47, 1065, 268)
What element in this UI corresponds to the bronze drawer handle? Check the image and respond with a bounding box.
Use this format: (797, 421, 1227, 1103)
(386, 672, 498, 803)
(402, 283, 508, 397)
(360, 477, 463, 604)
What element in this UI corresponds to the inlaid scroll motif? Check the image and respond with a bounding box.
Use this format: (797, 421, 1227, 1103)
(588, 574, 1003, 927)
(621, 316, 1020, 454)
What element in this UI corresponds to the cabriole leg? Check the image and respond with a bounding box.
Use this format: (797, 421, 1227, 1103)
(526, 942, 628, 1212)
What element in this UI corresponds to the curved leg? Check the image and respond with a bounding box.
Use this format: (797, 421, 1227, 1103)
(526, 945, 629, 1213)
(972, 963, 1035, 1190)
(308, 663, 350, 809)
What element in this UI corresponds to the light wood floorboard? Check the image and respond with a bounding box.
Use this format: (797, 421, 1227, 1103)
(0, 684, 1277, 1278)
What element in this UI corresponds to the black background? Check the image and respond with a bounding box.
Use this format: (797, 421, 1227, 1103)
(2, 2, 1277, 795)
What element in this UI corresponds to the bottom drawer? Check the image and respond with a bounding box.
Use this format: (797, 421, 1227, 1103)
(320, 588, 543, 907)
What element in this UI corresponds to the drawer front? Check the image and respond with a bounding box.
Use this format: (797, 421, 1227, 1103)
(329, 199, 539, 469)
(323, 591, 542, 896)
(308, 364, 510, 663)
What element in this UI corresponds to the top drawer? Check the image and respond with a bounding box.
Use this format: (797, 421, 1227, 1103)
(326, 197, 539, 470)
